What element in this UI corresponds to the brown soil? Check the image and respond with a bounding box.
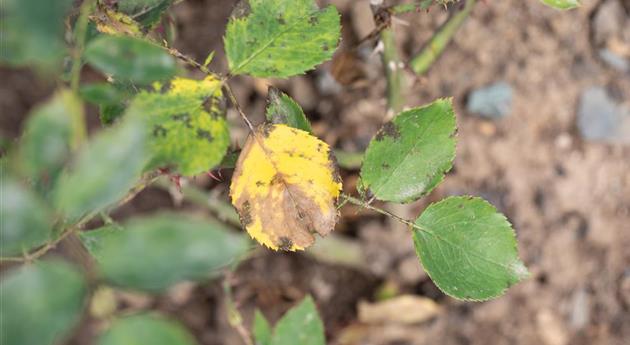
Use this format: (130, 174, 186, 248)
(1, 0, 629, 345)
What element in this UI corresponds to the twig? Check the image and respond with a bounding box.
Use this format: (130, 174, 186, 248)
(380, 28, 406, 114)
(223, 272, 254, 345)
(341, 193, 427, 232)
(223, 82, 256, 133)
(410, 0, 477, 75)
(70, 0, 97, 92)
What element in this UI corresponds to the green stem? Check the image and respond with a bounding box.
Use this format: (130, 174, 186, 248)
(410, 0, 476, 75)
(380, 28, 406, 114)
(70, 0, 96, 92)
(390, 0, 434, 15)
(341, 193, 425, 232)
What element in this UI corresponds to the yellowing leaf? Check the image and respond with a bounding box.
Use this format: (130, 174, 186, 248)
(230, 124, 342, 251)
(91, 7, 143, 37)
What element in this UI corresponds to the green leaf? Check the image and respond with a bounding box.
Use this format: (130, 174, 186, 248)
(118, 0, 174, 28)
(78, 225, 120, 261)
(224, 0, 341, 78)
(17, 90, 84, 193)
(82, 213, 249, 292)
(539, 0, 580, 9)
(265, 87, 312, 133)
(271, 296, 325, 345)
(85, 35, 177, 85)
(412, 196, 529, 301)
(80, 83, 128, 105)
(0, 260, 87, 345)
(253, 310, 272, 345)
(127, 76, 230, 176)
(360, 99, 456, 203)
(0, 0, 73, 71)
(54, 116, 148, 222)
(0, 178, 53, 256)
(97, 313, 197, 345)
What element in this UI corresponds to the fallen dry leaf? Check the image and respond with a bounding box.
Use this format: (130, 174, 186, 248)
(358, 295, 441, 324)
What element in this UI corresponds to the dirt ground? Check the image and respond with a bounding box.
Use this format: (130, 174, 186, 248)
(1, 0, 629, 344)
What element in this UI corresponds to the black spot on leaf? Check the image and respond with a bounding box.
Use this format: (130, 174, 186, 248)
(375, 122, 400, 141)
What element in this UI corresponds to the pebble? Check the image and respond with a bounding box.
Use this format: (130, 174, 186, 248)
(577, 87, 630, 144)
(466, 81, 514, 119)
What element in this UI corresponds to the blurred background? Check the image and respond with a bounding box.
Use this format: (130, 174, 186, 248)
(1, 0, 629, 344)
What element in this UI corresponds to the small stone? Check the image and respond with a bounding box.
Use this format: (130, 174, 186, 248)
(577, 87, 630, 144)
(466, 82, 514, 119)
(598, 49, 629, 72)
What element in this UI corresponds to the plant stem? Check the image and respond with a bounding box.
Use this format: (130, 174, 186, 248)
(389, 0, 434, 15)
(341, 193, 426, 232)
(380, 27, 406, 114)
(410, 0, 476, 75)
(223, 82, 256, 133)
(70, 0, 96, 92)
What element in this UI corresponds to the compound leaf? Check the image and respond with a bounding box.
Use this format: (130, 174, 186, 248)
(127, 76, 230, 176)
(0, 0, 73, 71)
(82, 213, 249, 292)
(85, 35, 176, 85)
(539, 0, 580, 9)
(97, 313, 197, 345)
(0, 260, 87, 345)
(54, 116, 148, 222)
(413, 196, 529, 301)
(17, 90, 84, 193)
(265, 87, 312, 133)
(360, 99, 456, 203)
(271, 296, 325, 345)
(224, 0, 340, 78)
(230, 124, 342, 251)
(0, 177, 53, 256)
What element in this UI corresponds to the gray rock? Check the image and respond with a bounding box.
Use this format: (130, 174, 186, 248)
(467, 81, 514, 119)
(577, 87, 630, 144)
(598, 49, 629, 72)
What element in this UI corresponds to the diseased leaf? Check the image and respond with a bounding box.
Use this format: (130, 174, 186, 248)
(265, 87, 312, 133)
(224, 0, 341, 78)
(54, 116, 148, 222)
(17, 90, 84, 193)
(360, 99, 456, 203)
(271, 296, 325, 345)
(97, 313, 197, 345)
(253, 310, 272, 345)
(0, 177, 52, 256)
(413, 196, 529, 301)
(127, 76, 230, 176)
(0, 0, 73, 71)
(81, 213, 249, 292)
(91, 6, 143, 37)
(85, 35, 177, 85)
(230, 124, 342, 251)
(539, 0, 580, 9)
(0, 260, 87, 345)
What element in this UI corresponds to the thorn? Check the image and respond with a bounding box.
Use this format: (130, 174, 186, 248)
(207, 170, 222, 182)
(170, 174, 182, 193)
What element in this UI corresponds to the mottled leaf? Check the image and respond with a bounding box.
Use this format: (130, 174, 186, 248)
(85, 35, 177, 85)
(91, 6, 143, 37)
(360, 99, 456, 203)
(0, 0, 73, 71)
(230, 124, 342, 251)
(0, 178, 52, 256)
(0, 260, 87, 345)
(271, 296, 325, 345)
(17, 90, 84, 192)
(54, 116, 148, 222)
(539, 0, 580, 9)
(97, 313, 197, 345)
(81, 213, 249, 292)
(265, 87, 312, 133)
(413, 196, 529, 301)
(127, 76, 230, 175)
(224, 0, 341, 77)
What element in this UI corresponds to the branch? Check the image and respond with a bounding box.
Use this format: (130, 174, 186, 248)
(410, 0, 476, 75)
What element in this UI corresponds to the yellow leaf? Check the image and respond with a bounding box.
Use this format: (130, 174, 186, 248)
(91, 7, 142, 37)
(230, 124, 342, 251)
